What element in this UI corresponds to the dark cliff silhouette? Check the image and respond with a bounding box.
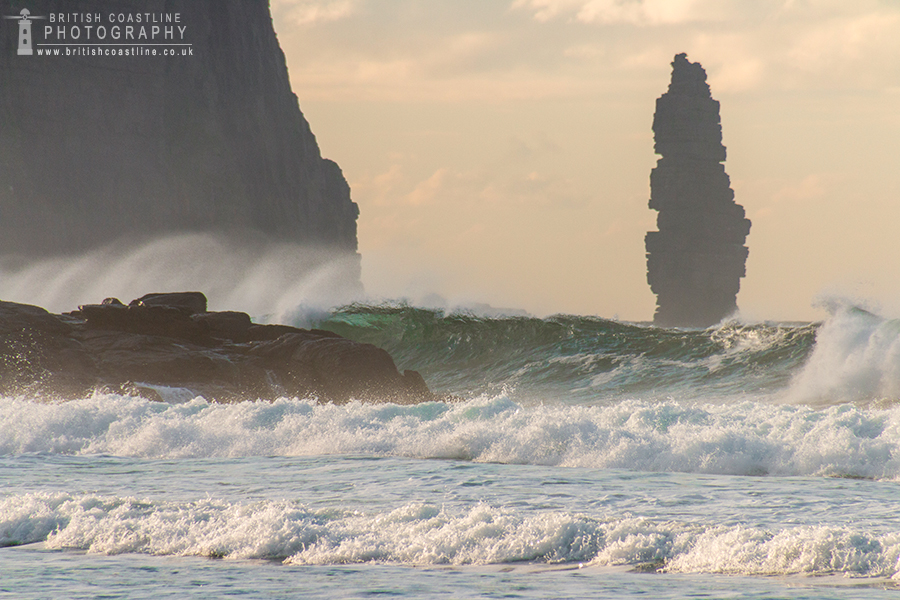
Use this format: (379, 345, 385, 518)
(0, 1, 359, 269)
(645, 53, 751, 327)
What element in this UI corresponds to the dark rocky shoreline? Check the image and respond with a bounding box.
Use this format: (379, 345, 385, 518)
(0, 292, 433, 404)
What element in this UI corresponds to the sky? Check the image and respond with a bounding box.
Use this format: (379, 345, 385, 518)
(268, 0, 900, 322)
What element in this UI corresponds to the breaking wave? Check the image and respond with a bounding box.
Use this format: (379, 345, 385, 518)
(313, 304, 818, 402)
(5, 491, 900, 578)
(3, 394, 900, 479)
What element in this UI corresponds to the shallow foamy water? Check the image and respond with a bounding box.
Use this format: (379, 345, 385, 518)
(4, 431, 900, 597)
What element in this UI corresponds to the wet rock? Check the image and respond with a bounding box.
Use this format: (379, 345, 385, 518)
(0, 292, 434, 404)
(130, 292, 208, 315)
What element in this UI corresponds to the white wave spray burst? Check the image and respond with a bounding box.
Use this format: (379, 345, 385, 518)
(0, 233, 362, 324)
(786, 302, 900, 406)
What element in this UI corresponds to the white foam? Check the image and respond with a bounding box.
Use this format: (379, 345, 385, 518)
(662, 524, 900, 578)
(4, 491, 900, 577)
(4, 394, 900, 479)
(787, 304, 900, 406)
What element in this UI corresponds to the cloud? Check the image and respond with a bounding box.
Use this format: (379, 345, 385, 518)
(510, 0, 582, 22)
(354, 160, 586, 214)
(578, 0, 700, 25)
(771, 174, 849, 207)
(751, 173, 841, 222)
(273, 0, 900, 110)
(512, 0, 708, 26)
(272, 0, 356, 26)
(406, 168, 452, 206)
(786, 12, 900, 80)
(480, 170, 586, 209)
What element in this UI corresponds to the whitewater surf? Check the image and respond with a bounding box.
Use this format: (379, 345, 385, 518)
(4, 300, 900, 598)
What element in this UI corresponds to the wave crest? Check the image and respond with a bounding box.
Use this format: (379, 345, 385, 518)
(787, 304, 900, 406)
(3, 394, 900, 479)
(6, 491, 900, 578)
(314, 304, 817, 401)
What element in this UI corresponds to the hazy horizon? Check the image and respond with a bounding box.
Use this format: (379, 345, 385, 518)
(269, 0, 900, 322)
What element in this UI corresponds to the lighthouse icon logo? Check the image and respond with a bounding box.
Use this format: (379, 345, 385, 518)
(4, 8, 45, 55)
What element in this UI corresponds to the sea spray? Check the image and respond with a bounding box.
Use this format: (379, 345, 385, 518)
(0, 233, 361, 323)
(787, 303, 900, 406)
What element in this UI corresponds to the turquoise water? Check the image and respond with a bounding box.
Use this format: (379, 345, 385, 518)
(4, 302, 900, 597)
(315, 304, 817, 402)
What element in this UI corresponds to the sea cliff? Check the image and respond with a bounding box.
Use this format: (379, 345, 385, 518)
(0, 1, 358, 264)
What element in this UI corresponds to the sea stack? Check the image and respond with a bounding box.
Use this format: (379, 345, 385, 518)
(645, 53, 751, 327)
(0, 1, 359, 277)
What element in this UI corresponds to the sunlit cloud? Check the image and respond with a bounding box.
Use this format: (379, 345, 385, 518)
(772, 174, 831, 205)
(507, 133, 562, 159)
(510, 0, 577, 22)
(272, 0, 357, 25)
(355, 161, 585, 214)
(278, 1, 900, 99)
(512, 0, 714, 25)
(786, 13, 900, 83)
(578, 0, 699, 25)
(406, 168, 453, 207)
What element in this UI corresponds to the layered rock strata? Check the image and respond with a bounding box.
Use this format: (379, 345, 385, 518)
(0, 292, 433, 404)
(645, 54, 751, 327)
(0, 1, 358, 267)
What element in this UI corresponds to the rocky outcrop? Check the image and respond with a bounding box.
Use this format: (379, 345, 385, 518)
(0, 1, 358, 265)
(645, 54, 751, 327)
(0, 292, 433, 404)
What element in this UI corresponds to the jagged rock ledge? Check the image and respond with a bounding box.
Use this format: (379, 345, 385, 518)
(0, 292, 433, 404)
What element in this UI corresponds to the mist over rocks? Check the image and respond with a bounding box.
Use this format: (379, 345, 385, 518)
(0, 0, 359, 287)
(645, 53, 751, 328)
(0, 233, 365, 319)
(0, 291, 434, 404)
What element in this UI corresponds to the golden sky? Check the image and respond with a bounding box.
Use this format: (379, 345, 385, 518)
(270, 0, 900, 321)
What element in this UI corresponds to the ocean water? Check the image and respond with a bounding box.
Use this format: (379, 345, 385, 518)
(4, 301, 900, 598)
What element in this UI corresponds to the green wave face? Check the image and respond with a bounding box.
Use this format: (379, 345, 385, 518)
(312, 304, 819, 405)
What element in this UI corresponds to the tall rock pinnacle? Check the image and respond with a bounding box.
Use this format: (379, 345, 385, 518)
(645, 53, 751, 327)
